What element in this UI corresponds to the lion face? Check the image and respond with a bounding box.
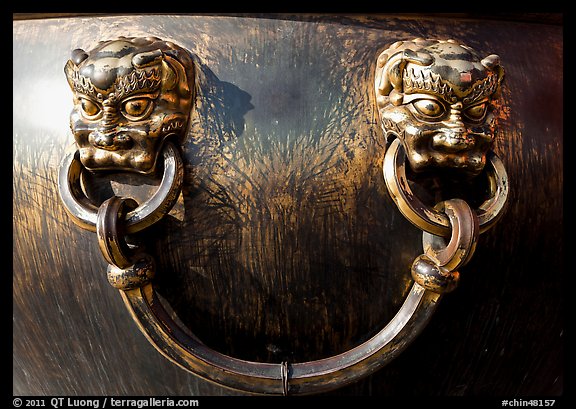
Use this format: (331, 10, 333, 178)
(375, 38, 504, 175)
(64, 36, 194, 174)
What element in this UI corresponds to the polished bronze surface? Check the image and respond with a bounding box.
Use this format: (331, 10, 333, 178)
(64, 36, 195, 174)
(58, 141, 184, 233)
(375, 38, 505, 176)
(422, 199, 479, 272)
(13, 14, 563, 397)
(121, 281, 440, 395)
(378, 39, 508, 294)
(96, 195, 138, 269)
(410, 198, 479, 294)
(57, 34, 449, 393)
(383, 138, 508, 236)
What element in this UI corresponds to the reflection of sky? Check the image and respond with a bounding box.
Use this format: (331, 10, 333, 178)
(13, 37, 74, 185)
(217, 43, 333, 139)
(13, 20, 73, 139)
(13, 78, 71, 137)
(13, 22, 82, 170)
(202, 21, 345, 143)
(13, 71, 74, 170)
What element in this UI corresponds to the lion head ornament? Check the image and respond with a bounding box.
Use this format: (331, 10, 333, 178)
(375, 38, 505, 176)
(64, 36, 194, 174)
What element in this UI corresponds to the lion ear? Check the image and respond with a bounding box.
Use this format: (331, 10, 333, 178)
(481, 53, 505, 93)
(132, 49, 163, 68)
(482, 54, 504, 80)
(64, 49, 87, 90)
(376, 49, 434, 97)
(162, 54, 191, 97)
(71, 48, 88, 65)
(376, 50, 404, 97)
(481, 54, 500, 69)
(64, 60, 77, 90)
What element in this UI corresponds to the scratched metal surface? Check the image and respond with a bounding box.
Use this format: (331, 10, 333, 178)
(13, 14, 562, 396)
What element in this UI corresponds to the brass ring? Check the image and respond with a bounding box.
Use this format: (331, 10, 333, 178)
(96, 196, 139, 269)
(383, 138, 509, 236)
(422, 199, 479, 272)
(58, 142, 184, 234)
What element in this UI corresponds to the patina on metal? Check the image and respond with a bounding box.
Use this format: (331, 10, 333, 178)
(14, 15, 563, 398)
(375, 38, 505, 176)
(89, 180, 441, 394)
(64, 36, 195, 174)
(411, 198, 479, 293)
(377, 38, 509, 294)
(90, 187, 442, 394)
(57, 35, 444, 395)
(56, 35, 509, 395)
(382, 138, 509, 236)
(58, 141, 184, 233)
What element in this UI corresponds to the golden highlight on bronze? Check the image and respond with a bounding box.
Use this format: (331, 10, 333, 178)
(375, 38, 505, 175)
(55, 35, 510, 396)
(378, 39, 509, 293)
(64, 36, 195, 174)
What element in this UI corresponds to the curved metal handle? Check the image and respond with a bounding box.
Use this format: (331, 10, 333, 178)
(88, 181, 448, 395)
(60, 145, 453, 395)
(59, 143, 443, 394)
(57, 36, 510, 396)
(122, 281, 439, 395)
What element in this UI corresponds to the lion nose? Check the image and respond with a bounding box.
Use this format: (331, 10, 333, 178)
(89, 130, 133, 151)
(432, 106, 474, 152)
(92, 131, 115, 149)
(432, 128, 472, 152)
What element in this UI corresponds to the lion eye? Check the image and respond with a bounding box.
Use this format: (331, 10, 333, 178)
(122, 98, 153, 120)
(80, 98, 101, 118)
(464, 102, 487, 120)
(412, 98, 445, 118)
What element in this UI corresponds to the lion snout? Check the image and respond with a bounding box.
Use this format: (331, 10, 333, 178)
(89, 130, 133, 151)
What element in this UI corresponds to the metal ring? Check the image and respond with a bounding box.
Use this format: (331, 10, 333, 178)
(120, 281, 440, 396)
(422, 199, 479, 272)
(58, 142, 184, 234)
(383, 138, 509, 236)
(96, 196, 139, 269)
